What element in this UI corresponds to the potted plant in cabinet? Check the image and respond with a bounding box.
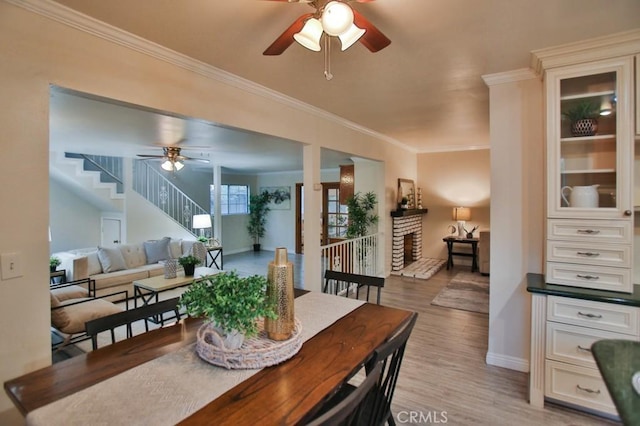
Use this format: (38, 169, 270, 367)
(562, 100, 600, 137)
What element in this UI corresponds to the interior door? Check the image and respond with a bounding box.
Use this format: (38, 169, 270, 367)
(322, 182, 348, 245)
(295, 183, 304, 254)
(102, 218, 122, 246)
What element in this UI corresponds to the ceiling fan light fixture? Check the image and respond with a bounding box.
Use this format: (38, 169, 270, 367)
(339, 23, 365, 51)
(293, 18, 323, 51)
(161, 159, 174, 171)
(174, 160, 184, 171)
(321, 1, 354, 36)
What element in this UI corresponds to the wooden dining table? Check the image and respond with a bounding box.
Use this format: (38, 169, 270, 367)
(4, 290, 413, 425)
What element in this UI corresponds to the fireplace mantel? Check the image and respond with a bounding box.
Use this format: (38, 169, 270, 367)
(390, 208, 428, 218)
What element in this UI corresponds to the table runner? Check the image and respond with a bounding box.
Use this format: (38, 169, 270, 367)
(27, 292, 364, 426)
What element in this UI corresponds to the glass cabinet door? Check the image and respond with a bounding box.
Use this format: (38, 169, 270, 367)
(547, 57, 634, 219)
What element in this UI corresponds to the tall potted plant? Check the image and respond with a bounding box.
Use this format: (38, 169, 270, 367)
(346, 191, 379, 238)
(247, 190, 272, 251)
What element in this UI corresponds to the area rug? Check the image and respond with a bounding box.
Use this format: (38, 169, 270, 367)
(431, 271, 489, 314)
(390, 257, 446, 280)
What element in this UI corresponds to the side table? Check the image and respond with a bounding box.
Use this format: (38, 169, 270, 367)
(205, 246, 223, 270)
(50, 269, 66, 285)
(443, 237, 479, 273)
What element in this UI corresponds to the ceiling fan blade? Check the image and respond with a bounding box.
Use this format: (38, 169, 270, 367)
(184, 158, 211, 164)
(263, 13, 314, 55)
(352, 9, 390, 52)
(137, 154, 164, 159)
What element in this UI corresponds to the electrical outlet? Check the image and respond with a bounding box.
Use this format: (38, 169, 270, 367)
(1, 252, 23, 280)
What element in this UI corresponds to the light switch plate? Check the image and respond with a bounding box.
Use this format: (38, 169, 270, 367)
(1, 252, 23, 280)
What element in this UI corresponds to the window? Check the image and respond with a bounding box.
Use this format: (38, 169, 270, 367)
(210, 184, 249, 215)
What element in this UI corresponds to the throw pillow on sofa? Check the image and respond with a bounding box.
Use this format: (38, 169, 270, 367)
(97, 246, 127, 273)
(144, 236, 172, 264)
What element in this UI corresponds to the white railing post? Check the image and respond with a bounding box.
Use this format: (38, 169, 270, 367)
(320, 233, 381, 277)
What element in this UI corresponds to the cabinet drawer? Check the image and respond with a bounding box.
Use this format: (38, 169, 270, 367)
(545, 360, 616, 415)
(545, 262, 632, 293)
(546, 241, 631, 268)
(547, 296, 640, 335)
(546, 322, 635, 368)
(547, 219, 631, 243)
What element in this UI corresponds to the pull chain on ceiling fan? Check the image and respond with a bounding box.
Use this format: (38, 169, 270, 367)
(263, 0, 390, 80)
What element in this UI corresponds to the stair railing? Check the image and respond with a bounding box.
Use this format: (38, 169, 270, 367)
(65, 153, 124, 193)
(132, 160, 208, 234)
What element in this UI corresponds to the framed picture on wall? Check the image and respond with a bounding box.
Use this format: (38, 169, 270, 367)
(260, 186, 291, 210)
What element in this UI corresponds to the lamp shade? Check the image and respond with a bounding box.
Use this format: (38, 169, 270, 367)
(321, 1, 354, 36)
(339, 23, 365, 51)
(293, 18, 323, 51)
(193, 214, 212, 229)
(452, 207, 471, 221)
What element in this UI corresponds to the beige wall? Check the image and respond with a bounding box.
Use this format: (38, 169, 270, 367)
(0, 2, 416, 417)
(417, 150, 490, 261)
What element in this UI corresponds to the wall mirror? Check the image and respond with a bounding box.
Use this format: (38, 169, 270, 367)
(397, 178, 415, 209)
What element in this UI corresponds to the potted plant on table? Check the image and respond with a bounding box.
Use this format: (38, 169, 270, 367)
(49, 256, 61, 272)
(179, 271, 277, 350)
(178, 255, 201, 276)
(247, 190, 272, 252)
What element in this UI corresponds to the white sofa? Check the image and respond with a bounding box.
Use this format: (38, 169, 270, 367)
(52, 237, 206, 301)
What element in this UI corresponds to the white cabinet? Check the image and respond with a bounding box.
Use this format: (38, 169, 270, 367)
(545, 56, 635, 293)
(544, 296, 639, 416)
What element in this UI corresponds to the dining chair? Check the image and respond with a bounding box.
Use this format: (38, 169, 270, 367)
(312, 311, 418, 426)
(323, 269, 385, 304)
(366, 311, 418, 425)
(85, 297, 181, 350)
(306, 363, 383, 426)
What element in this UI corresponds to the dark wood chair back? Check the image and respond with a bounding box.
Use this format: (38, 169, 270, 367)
(85, 297, 181, 350)
(367, 312, 418, 425)
(323, 269, 385, 304)
(306, 363, 383, 426)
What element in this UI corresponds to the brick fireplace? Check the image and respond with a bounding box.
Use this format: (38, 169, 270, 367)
(391, 210, 428, 271)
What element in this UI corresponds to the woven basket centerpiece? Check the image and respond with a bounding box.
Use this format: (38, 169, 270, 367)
(196, 318, 302, 369)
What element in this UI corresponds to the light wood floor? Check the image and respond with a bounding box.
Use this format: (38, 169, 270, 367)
(381, 267, 617, 426)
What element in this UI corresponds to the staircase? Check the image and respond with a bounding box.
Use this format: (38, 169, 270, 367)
(132, 160, 208, 234)
(49, 151, 125, 212)
(50, 154, 208, 237)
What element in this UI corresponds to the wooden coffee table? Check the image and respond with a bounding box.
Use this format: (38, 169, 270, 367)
(133, 267, 221, 309)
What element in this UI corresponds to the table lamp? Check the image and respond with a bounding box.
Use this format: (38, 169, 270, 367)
(192, 214, 212, 239)
(452, 207, 471, 238)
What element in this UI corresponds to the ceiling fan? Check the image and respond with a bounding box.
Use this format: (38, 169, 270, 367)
(137, 146, 210, 172)
(263, 0, 391, 56)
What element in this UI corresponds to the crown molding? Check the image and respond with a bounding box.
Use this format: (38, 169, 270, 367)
(531, 28, 640, 76)
(417, 144, 490, 154)
(482, 68, 537, 86)
(6, 0, 417, 154)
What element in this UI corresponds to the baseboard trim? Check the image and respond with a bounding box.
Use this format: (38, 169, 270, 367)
(486, 351, 529, 373)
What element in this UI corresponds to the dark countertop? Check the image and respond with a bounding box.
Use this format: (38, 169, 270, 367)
(591, 340, 640, 426)
(526, 273, 640, 307)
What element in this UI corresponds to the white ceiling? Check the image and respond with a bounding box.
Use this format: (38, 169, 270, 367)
(49, 0, 640, 167)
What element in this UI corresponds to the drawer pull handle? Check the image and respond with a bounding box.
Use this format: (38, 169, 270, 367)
(577, 311, 603, 319)
(576, 274, 599, 280)
(576, 252, 600, 257)
(576, 385, 601, 395)
(577, 345, 592, 353)
(577, 229, 600, 235)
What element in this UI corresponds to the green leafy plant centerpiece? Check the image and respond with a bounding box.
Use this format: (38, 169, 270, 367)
(247, 190, 272, 252)
(179, 271, 277, 349)
(49, 256, 61, 272)
(178, 254, 201, 276)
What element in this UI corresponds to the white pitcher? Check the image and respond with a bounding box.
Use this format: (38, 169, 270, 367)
(561, 185, 599, 208)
